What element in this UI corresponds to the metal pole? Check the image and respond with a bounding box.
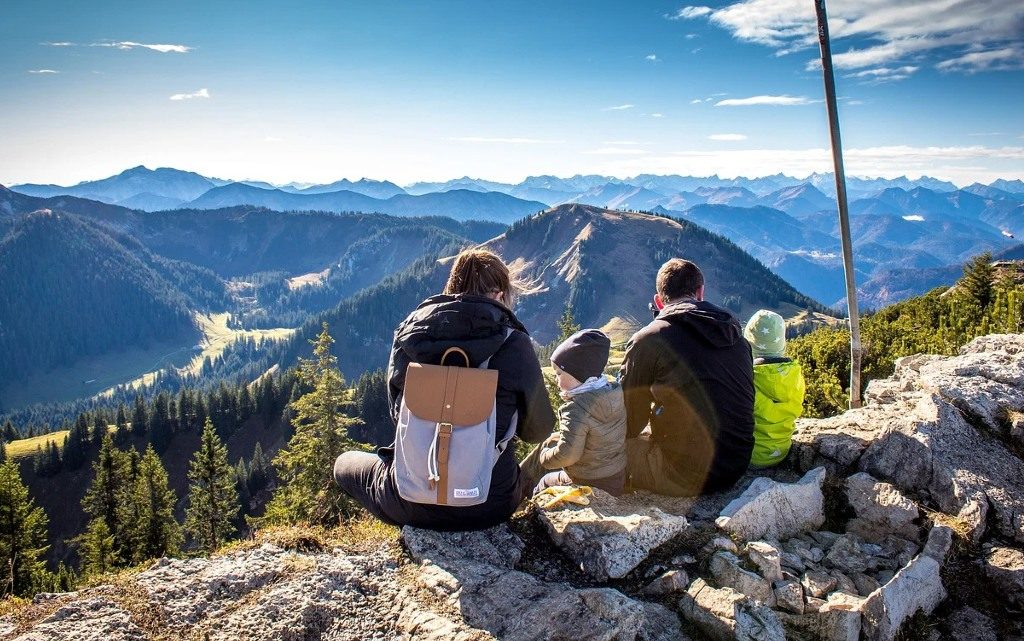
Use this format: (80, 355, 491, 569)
(814, 0, 863, 408)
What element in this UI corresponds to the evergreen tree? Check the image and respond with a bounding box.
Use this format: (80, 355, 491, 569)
(1, 420, 17, 442)
(0, 440, 6, 464)
(261, 324, 359, 526)
(131, 445, 182, 562)
(77, 519, 118, 577)
(62, 414, 90, 470)
(247, 441, 270, 491)
(184, 419, 239, 553)
(961, 252, 996, 311)
(149, 392, 173, 454)
(91, 412, 107, 446)
(131, 395, 148, 437)
(114, 405, 131, 448)
(234, 458, 251, 513)
(81, 435, 132, 560)
(555, 301, 582, 344)
(0, 461, 50, 596)
(350, 369, 391, 446)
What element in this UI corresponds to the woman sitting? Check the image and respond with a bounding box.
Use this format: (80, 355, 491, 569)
(333, 249, 555, 531)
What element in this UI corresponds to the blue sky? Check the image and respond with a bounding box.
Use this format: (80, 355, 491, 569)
(1, 0, 1022, 186)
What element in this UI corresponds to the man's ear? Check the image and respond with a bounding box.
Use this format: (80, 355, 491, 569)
(696, 285, 705, 302)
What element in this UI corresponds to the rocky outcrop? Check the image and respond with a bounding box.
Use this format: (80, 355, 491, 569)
(6, 334, 1024, 639)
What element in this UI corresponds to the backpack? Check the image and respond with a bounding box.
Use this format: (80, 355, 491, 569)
(394, 330, 517, 506)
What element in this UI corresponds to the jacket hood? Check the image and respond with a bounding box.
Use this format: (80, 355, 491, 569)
(657, 300, 743, 348)
(571, 381, 624, 424)
(394, 294, 528, 366)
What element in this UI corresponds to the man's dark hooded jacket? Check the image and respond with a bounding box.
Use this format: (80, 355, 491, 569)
(620, 299, 754, 494)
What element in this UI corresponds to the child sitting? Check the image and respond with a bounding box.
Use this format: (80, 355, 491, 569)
(520, 329, 627, 496)
(744, 310, 806, 468)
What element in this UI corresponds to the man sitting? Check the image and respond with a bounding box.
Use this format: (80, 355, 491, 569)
(620, 258, 754, 496)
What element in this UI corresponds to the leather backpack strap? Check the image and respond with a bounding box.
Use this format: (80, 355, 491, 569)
(434, 366, 460, 504)
(441, 347, 470, 367)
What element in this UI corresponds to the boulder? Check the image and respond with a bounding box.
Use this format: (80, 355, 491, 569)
(824, 534, 870, 575)
(642, 569, 690, 596)
(778, 591, 863, 641)
(844, 473, 920, 543)
(745, 541, 783, 583)
(772, 580, 804, 615)
(983, 546, 1024, 608)
(708, 552, 776, 606)
(861, 549, 946, 641)
(403, 523, 684, 641)
(716, 468, 826, 542)
(679, 578, 786, 641)
(534, 488, 689, 580)
(791, 405, 896, 474)
(801, 571, 837, 599)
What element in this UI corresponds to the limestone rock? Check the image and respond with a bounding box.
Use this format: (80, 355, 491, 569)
(716, 467, 826, 541)
(851, 572, 881, 597)
(844, 473, 921, 543)
(777, 607, 860, 641)
(679, 578, 786, 641)
(534, 488, 689, 580)
(709, 552, 775, 606)
(824, 534, 870, 575)
(773, 580, 804, 614)
(791, 405, 895, 474)
(7, 596, 147, 641)
(861, 550, 946, 641)
(983, 546, 1024, 608)
(402, 523, 524, 569)
(745, 541, 783, 583)
(801, 570, 837, 599)
(642, 569, 690, 596)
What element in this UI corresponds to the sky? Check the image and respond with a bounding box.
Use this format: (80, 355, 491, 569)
(1, 0, 1022, 187)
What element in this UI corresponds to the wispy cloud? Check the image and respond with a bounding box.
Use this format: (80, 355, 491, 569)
(846, 65, 919, 82)
(715, 95, 814, 106)
(93, 41, 192, 53)
(646, 113, 665, 118)
(603, 104, 635, 111)
(672, 0, 1024, 74)
(645, 54, 661, 63)
(28, 69, 59, 74)
(169, 88, 210, 101)
(448, 136, 563, 144)
(667, 6, 713, 20)
(603, 141, 642, 145)
(709, 133, 748, 141)
(40, 41, 74, 47)
(937, 46, 1024, 73)
(967, 132, 1006, 137)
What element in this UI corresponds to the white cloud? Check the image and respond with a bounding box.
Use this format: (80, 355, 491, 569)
(169, 88, 210, 101)
(448, 137, 563, 144)
(28, 69, 59, 74)
(903, 215, 925, 221)
(937, 46, 1024, 72)
(603, 140, 641, 145)
(603, 104, 635, 111)
(647, 113, 665, 118)
(678, 0, 1024, 73)
(94, 41, 192, 53)
(40, 41, 74, 46)
(847, 65, 919, 82)
(668, 6, 713, 20)
(583, 147, 649, 155)
(645, 54, 661, 62)
(709, 133, 748, 141)
(715, 94, 814, 106)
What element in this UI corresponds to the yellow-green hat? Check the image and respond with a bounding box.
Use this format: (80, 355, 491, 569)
(744, 309, 786, 358)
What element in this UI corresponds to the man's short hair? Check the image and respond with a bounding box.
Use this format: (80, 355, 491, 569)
(657, 258, 704, 302)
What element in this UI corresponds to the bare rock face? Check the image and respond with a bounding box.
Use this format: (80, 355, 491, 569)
(534, 488, 689, 580)
(679, 578, 786, 641)
(716, 467, 826, 541)
(401, 524, 685, 641)
(844, 473, 921, 543)
(983, 546, 1024, 608)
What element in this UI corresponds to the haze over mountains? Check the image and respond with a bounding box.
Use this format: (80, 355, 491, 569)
(11, 165, 1022, 308)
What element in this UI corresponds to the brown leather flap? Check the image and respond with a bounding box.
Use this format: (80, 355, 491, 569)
(405, 363, 498, 425)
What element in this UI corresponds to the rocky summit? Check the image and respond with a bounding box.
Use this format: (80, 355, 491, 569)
(5, 334, 1024, 640)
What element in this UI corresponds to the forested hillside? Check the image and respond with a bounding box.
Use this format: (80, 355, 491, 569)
(0, 211, 223, 395)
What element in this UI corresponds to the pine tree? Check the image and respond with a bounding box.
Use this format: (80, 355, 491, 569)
(960, 252, 996, 311)
(131, 395, 148, 437)
(63, 414, 90, 470)
(81, 435, 132, 560)
(184, 419, 239, 553)
(261, 324, 359, 526)
(555, 301, 581, 344)
(1, 420, 17, 442)
(0, 441, 6, 464)
(0, 461, 50, 596)
(247, 441, 270, 491)
(131, 445, 182, 562)
(234, 458, 251, 513)
(91, 412, 107, 446)
(78, 519, 118, 577)
(114, 405, 131, 448)
(149, 392, 172, 454)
